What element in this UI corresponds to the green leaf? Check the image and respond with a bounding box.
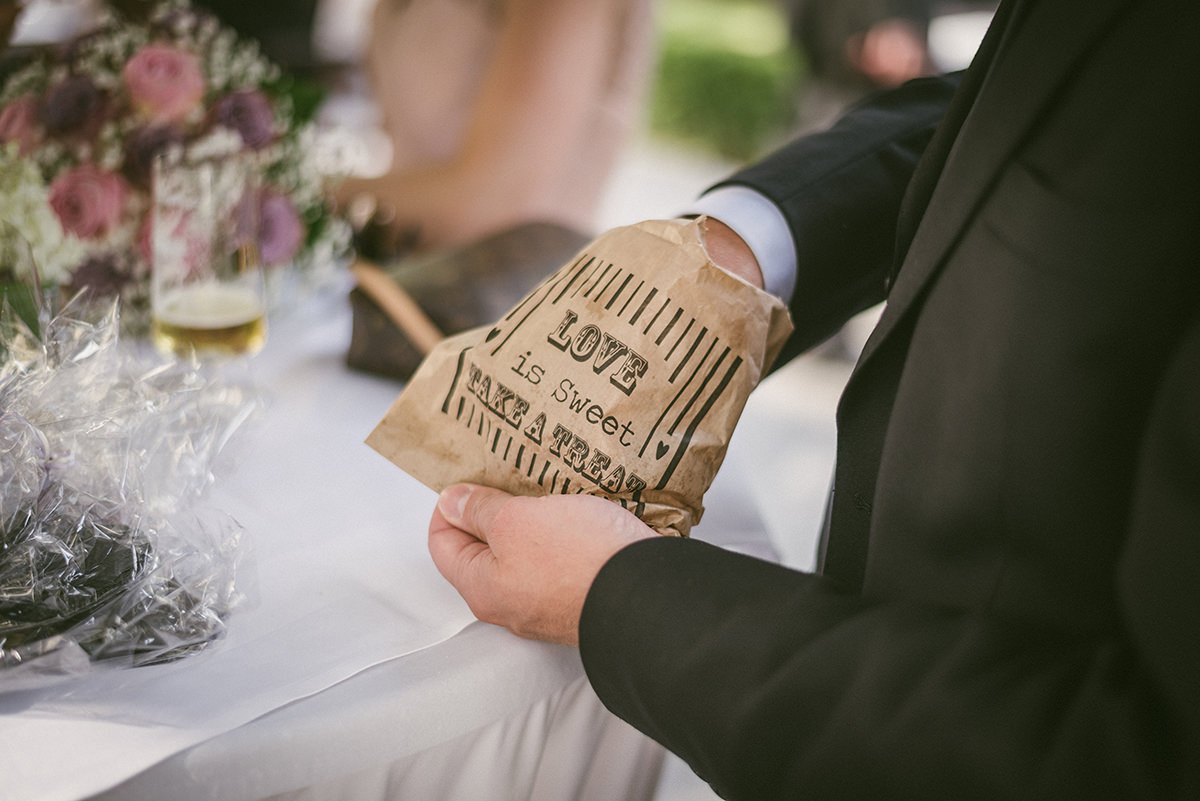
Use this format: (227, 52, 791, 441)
(264, 74, 325, 126)
(0, 281, 39, 336)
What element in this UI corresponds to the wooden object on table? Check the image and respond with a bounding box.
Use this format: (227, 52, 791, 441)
(347, 220, 591, 381)
(349, 260, 444, 356)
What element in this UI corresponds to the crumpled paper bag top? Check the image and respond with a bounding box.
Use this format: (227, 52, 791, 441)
(367, 218, 793, 536)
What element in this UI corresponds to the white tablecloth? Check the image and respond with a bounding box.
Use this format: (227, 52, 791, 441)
(0, 281, 778, 801)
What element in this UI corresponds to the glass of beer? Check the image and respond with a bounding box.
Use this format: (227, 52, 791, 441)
(151, 152, 267, 359)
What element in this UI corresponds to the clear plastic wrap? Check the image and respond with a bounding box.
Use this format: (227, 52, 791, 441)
(1, 296, 259, 691)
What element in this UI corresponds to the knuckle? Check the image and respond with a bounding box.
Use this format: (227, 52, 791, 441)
(465, 487, 515, 530)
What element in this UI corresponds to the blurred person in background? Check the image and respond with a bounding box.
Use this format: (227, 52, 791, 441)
(784, 0, 935, 132)
(334, 0, 655, 255)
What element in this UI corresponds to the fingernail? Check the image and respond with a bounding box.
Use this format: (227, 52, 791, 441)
(438, 484, 471, 524)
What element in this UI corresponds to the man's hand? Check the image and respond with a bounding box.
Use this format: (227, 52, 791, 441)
(428, 484, 656, 645)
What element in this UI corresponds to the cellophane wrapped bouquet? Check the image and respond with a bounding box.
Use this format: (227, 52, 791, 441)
(0, 0, 349, 328)
(0, 292, 259, 690)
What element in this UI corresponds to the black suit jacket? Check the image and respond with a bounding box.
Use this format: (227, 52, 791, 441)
(579, 1, 1200, 798)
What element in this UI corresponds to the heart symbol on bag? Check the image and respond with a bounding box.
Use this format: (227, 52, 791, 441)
(485, 327, 501, 342)
(656, 441, 670, 459)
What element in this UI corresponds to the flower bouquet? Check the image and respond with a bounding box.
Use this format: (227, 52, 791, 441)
(0, 0, 349, 331)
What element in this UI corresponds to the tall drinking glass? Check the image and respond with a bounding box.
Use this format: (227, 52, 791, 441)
(151, 153, 266, 359)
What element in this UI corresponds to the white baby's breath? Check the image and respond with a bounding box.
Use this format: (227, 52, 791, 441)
(0, 144, 86, 285)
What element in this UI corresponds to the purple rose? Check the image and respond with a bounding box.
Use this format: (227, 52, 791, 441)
(41, 75, 104, 137)
(122, 123, 182, 190)
(258, 191, 305, 266)
(66, 253, 134, 299)
(0, 94, 40, 154)
(213, 89, 276, 149)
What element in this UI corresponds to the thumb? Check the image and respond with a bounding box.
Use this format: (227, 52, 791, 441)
(436, 483, 513, 543)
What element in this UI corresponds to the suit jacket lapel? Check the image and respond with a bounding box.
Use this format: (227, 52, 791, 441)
(820, 0, 1136, 588)
(855, 0, 1133, 370)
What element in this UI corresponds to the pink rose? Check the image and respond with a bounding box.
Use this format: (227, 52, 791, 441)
(49, 165, 130, 240)
(122, 44, 205, 122)
(259, 190, 305, 266)
(0, 94, 41, 155)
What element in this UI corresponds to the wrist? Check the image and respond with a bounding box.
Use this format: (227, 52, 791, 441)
(698, 216, 765, 289)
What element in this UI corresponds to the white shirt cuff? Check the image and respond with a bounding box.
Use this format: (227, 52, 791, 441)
(686, 186, 796, 302)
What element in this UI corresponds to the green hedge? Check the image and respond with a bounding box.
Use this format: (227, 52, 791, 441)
(649, 0, 805, 162)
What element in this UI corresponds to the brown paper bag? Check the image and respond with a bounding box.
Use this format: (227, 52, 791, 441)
(366, 218, 793, 536)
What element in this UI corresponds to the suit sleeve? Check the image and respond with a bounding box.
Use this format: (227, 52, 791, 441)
(578, 315, 1200, 800)
(711, 73, 958, 359)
